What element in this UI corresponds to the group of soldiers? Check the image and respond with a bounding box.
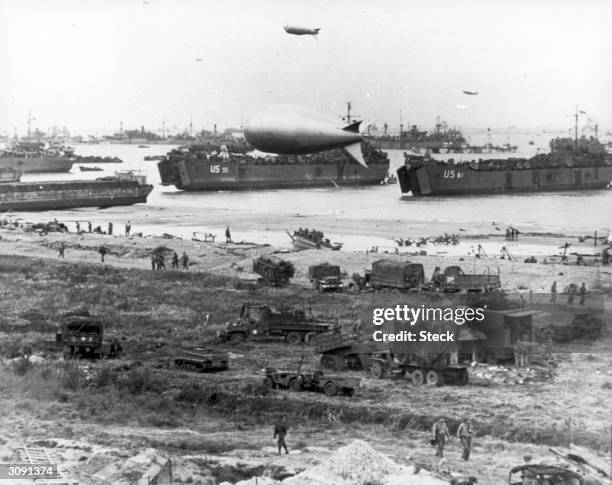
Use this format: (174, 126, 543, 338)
(431, 418, 474, 461)
(550, 281, 587, 305)
(151, 251, 190, 270)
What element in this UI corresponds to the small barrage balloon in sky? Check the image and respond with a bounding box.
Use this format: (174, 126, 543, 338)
(283, 25, 321, 37)
(462, 90, 479, 95)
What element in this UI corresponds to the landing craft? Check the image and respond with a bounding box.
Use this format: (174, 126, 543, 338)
(244, 105, 366, 166)
(283, 25, 321, 36)
(462, 90, 478, 95)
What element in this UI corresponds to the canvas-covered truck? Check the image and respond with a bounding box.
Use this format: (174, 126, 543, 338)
(253, 255, 295, 286)
(351, 259, 425, 292)
(217, 302, 336, 344)
(56, 315, 121, 359)
(431, 266, 501, 293)
(309, 263, 342, 291)
(173, 349, 229, 372)
(263, 368, 359, 397)
(312, 330, 376, 371)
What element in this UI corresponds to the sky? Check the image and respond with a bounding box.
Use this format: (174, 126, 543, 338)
(1, 0, 611, 136)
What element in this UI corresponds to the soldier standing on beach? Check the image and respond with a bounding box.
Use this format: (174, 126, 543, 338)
(171, 252, 179, 269)
(273, 415, 289, 455)
(125, 221, 131, 236)
(151, 254, 156, 270)
(88, 221, 92, 233)
(457, 418, 474, 461)
(75, 221, 80, 233)
(108, 222, 113, 236)
(550, 281, 557, 303)
(432, 418, 450, 458)
(58, 242, 65, 259)
(98, 246, 107, 263)
(225, 226, 232, 243)
(180, 252, 189, 270)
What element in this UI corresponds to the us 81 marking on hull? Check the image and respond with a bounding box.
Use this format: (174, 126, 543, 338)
(209, 165, 230, 174)
(443, 169, 464, 179)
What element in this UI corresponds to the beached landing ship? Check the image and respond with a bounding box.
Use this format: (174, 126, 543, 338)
(0, 171, 153, 211)
(397, 136, 612, 196)
(157, 142, 389, 191)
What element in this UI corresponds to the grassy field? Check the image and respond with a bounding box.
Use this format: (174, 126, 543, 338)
(0, 254, 610, 484)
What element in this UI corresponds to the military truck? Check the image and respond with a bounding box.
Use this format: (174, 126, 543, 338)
(309, 263, 342, 291)
(352, 259, 425, 292)
(431, 266, 501, 293)
(173, 349, 229, 372)
(263, 368, 359, 397)
(56, 315, 121, 359)
(252, 255, 295, 286)
(217, 302, 336, 344)
(312, 327, 469, 386)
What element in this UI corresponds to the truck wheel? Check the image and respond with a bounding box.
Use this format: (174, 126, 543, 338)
(304, 332, 316, 345)
(321, 355, 336, 370)
(263, 377, 274, 389)
(286, 332, 302, 345)
(371, 361, 385, 379)
(323, 381, 338, 397)
(411, 369, 425, 385)
(289, 378, 302, 392)
(230, 332, 246, 344)
(426, 370, 444, 387)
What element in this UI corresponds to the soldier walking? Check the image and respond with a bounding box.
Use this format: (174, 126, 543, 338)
(273, 415, 289, 455)
(171, 252, 179, 269)
(432, 418, 450, 458)
(180, 252, 189, 270)
(98, 246, 108, 263)
(457, 418, 474, 461)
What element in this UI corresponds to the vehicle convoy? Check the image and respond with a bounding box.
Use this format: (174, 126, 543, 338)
(351, 258, 426, 292)
(173, 349, 229, 372)
(252, 255, 295, 286)
(312, 328, 469, 386)
(263, 367, 359, 397)
(217, 302, 336, 344)
(56, 313, 121, 359)
(397, 133, 612, 196)
(431, 265, 501, 292)
(309, 263, 343, 291)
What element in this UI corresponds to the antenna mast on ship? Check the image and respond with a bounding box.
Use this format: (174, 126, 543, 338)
(574, 105, 579, 150)
(341, 102, 359, 124)
(399, 110, 404, 138)
(27, 109, 32, 139)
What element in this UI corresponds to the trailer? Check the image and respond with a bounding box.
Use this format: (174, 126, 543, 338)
(263, 368, 359, 397)
(173, 349, 229, 372)
(217, 302, 336, 344)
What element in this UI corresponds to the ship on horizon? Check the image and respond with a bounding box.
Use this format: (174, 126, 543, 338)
(0, 140, 75, 173)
